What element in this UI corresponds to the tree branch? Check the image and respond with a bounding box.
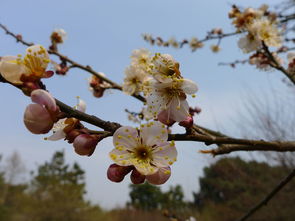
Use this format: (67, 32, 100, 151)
(0, 23, 146, 103)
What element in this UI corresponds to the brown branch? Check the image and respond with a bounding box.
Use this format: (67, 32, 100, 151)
(0, 23, 146, 103)
(2, 23, 295, 154)
(236, 168, 295, 221)
(262, 42, 295, 85)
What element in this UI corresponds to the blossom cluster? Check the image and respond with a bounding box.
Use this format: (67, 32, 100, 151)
(229, 5, 282, 53)
(123, 49, 198, 126)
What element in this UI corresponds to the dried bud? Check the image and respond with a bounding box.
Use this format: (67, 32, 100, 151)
(146, 167, 171, 185)
(73, 134, 100, 156)
(107, 164, 133, 183)
(130, 169, 146, 184)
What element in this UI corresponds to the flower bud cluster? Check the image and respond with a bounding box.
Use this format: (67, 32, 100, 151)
(142, 34, 204, 52)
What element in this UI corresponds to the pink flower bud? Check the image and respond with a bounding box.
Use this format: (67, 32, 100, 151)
(23, 104, 54, 134)
(73, 134, 99, 156)
(107, 164, 132, 183)
(179, 116, 193, 128)
(146, 167, 171, 185)
(130, 169, 146, 184)
(31, 89, 57, 112)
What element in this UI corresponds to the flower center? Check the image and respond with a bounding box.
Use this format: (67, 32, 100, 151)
(134, 146, 152, 161)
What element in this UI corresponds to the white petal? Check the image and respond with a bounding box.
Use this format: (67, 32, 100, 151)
(46, 129, 66, 141)
(133, 162, 159, 176)
(181, 79, 198, 94)
(152, 141, 177, 167)
(140, 121, 168, 146)
(113, 126, 139, 150)
(0, 56, 24, 84)
(109, 148, 133, 166)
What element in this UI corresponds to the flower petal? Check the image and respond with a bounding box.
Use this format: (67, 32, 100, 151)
(140, 121, 168, 146)
(31, 89, 57, 111)
(46, 129, 66, 141)
(181, 78, 198, 94)
(109, 148, 133, 167)
(133, 162, 159, 176)
(113, 126, 139, 150)
(146, 167, 171, 185)
(152, 141, 177, 168)
(0, 56, 24, 84)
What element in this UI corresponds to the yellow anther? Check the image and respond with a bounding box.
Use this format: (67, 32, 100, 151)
(117, 135, 122, 139)
(168, 161, 173, 165)
(192, 94, 196, 98)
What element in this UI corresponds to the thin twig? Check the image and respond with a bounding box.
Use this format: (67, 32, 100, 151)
(236, 169, 295, 221)
(0, 23, 146, 103)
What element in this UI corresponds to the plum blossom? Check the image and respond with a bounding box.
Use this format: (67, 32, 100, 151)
(0, 45, 52, 85)
(249, 18, 281, 48)
(122, 65, 148, 95)
(109, 121, 177, 176)
(122, 49, 151, 95)
(144, 77, 198, 124)
(23, 89, 59, 134)
(149, 53, 181, 82)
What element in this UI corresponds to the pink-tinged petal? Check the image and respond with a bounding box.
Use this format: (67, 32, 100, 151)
(167, 97, 190, 122)
(152, 141, 177, 168)
(130, 169, 146, 184)
(0, 56, 24, 84)
(46, 129, 66, 141)
(181, 79, 198, 94)
(107, 164, 133, 183)
(113, 126, 139, 150)
(140, 121, 168, 146)
(157, 110, 176, 126)
(179, 115, 194, 128)
(23, 104, 54, 134)
(146, 167, 171, 185)
(73, 134, 99, 156)
(31, 89, 57, 111)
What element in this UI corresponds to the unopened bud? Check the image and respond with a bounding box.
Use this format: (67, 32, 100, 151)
(23, 104, 54, 134)
(107, 164, 133, 183)
(73, 134, 100, 156)
(130, 169, 146, 184)
(179, 116, 193, 128)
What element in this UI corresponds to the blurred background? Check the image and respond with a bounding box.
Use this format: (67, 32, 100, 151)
(0, 0, 294, 220)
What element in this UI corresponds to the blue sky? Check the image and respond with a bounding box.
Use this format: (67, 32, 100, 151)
(0, 0, 286, 208)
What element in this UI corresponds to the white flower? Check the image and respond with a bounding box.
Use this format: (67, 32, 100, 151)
(0, 45, 50, 84)
(238, 33, 262, 53)
(122, 65, 148, 95)
(150, 53, 181, 82)
(46, 97, 86, 141)
(248, 18, 281, 47)
(109, 121, 177, 175)
(130, 48, 152, 69)
(144, 77, 198, 123)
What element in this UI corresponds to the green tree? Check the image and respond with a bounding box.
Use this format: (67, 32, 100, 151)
(195, 157, 295, 221)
